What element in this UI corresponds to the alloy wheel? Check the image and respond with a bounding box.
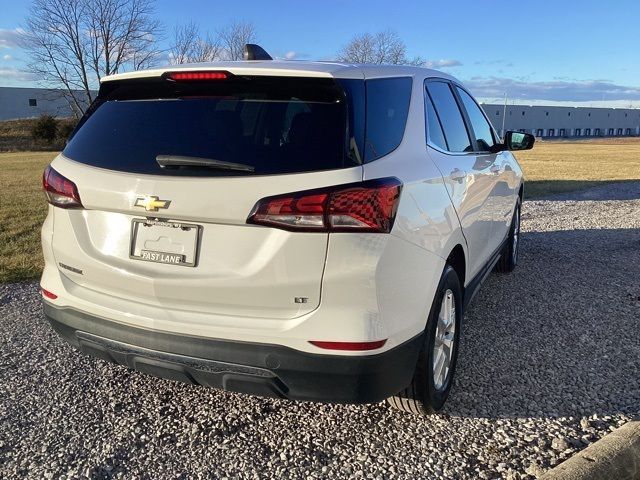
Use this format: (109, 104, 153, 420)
(432, 289, 456, 390)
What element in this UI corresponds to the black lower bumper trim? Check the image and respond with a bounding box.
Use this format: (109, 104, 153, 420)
(43, 303, 424, 404)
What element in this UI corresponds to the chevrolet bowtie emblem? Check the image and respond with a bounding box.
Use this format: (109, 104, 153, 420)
(134, 195, 171, 212)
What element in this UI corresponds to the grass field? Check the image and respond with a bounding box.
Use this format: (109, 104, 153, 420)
(1, 139, 639, 283)
(0, 152, 56, 283)
(514, 138, 640, 197)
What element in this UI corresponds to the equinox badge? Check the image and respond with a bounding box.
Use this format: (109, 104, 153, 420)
(134, 195, 171, 212)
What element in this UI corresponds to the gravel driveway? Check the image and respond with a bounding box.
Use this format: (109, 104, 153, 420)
(1, 182, 639, 479)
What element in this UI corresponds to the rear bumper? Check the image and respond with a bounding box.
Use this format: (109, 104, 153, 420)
(43, 302, 423, 404)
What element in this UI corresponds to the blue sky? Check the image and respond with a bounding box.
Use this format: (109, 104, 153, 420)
(1, 0, 639, 106)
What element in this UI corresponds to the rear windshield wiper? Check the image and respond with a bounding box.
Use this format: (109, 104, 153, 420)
(156, 155, 255, 172)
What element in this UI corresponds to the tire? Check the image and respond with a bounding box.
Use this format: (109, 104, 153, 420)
(386, 264, 463, 416)
(495, 198, 521, 273)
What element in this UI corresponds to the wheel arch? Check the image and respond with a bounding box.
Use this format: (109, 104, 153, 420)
(446, 244, 466, 289)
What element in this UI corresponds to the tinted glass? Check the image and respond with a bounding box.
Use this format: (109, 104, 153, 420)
(425, 82, 472, 153)
(424, 89, 447, 150)
(364, 77, 412, 162)
(456, 87, 496, 151)
(64, 76, 354, 176)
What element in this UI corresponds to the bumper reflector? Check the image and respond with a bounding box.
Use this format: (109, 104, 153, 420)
(41, 288, 58, 300)
(309, 340, 387, 351)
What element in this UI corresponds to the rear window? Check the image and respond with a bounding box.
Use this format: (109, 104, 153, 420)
(64, 76, 359, 176)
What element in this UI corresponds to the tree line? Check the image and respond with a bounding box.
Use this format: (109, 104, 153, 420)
(20, 0, 429, 115)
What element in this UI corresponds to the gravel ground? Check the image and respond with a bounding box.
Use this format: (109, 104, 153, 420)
(1, 182, 639, 479)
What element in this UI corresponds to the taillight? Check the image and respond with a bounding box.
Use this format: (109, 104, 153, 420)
(165, 71, 230, 81)
(247, 178, 402, 233)
(42, 165, 82, 208)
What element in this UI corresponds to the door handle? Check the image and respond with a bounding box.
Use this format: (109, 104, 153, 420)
(450, 168, 467, 182)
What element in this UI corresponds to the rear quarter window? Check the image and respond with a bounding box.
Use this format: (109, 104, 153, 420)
(364, 77, 412, 162)
(425, 81, 473, 153)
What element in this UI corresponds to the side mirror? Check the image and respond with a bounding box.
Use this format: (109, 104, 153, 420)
(503, 130, 535, 151)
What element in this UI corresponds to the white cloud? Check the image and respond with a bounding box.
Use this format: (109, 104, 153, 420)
(0, 28, 25, 49)
(424, 59, 462, 68)
(3, 54, 13, 61)
(0, 67, 37, 82)
(474, 59, 514, 67)
(464, 77, 640, 102)
(278, 51, 311, 61)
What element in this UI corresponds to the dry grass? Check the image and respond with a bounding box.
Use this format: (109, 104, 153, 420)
(514, 138, 640, 198)
(0, 151, 57, 283)
(1, 139, 639, 283)
(0, 118, 75, 152)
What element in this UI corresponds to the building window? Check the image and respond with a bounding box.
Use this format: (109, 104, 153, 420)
(617, 128, 623, 135)
(496, 110, 500, 115)
(594, 128, 601, 136)
(522, 111, 525, 116)
(625, 128, 631, 135)
(559, 128, 566, 136)
(28, 98, 37, 107)
(588, 113, 591, 117)
(548, 128, 555, 137)
(585, 128, 591, 136)
(536, 129, 544, 137)
(568, 112, 571, 116)
(545, 112, 549, 116)
(574, 129, 581, 136)
(608, 128, 615, 136)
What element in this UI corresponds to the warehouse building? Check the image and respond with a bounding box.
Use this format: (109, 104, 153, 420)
(0, 86, 91, 121)
(1, 86, 639, 139)
(481, 103, 640, 138)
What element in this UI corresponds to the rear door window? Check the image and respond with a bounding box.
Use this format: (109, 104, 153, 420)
(456, 87, 497, 152)
(63, 76, 356, 176)
(425, 81, 473, 153)
(364, 77, 412, 162)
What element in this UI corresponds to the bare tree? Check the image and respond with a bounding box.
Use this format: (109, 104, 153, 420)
(170, 20, 257, 63)
(337, 29, 425, 66)
(169, 22, 222, 64)
(22, 0, 162, 115)
(218, 21, 257, 61)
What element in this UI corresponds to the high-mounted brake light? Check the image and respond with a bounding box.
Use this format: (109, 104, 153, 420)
(247, 178, 402, 233)
(309, 340, 387, 351)
(165, 71, 230, 81)
(42, 165, 82, 208)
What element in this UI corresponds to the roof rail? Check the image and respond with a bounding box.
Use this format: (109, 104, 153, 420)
(243, 44, 273, 61)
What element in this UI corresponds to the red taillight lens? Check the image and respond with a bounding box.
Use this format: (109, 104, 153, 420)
(41, 288, 58, 300)
(42, 165, 82, 208)
(165, 71, 230, 81)
(247, 178, 402, 233)
(309, 340, 387, 351)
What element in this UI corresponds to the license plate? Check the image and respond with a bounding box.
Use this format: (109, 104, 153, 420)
(130, 219, 201, 267)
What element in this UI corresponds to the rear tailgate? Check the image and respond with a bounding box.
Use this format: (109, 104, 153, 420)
(49, 74, 364, 320)
(50, 159, 362, 319)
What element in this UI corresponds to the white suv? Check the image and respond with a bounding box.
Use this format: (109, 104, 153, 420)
(41, 54, 533, 415)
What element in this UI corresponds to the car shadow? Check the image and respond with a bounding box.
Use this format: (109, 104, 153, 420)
(443, 226, 640, 419)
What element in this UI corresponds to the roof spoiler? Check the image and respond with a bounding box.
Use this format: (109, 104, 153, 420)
(243, 44, 273, 61)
